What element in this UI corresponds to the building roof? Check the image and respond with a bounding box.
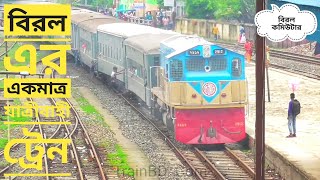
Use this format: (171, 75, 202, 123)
(97, 23, 176, 38)
(124, 33, 178, 55)
(273, 0, 320, 7)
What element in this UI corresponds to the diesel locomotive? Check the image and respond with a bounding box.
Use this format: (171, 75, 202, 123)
(66, 7, 248, 145)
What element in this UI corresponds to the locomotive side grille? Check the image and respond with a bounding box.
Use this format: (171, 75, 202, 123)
(186, 59, 205, 71)
(208, 58, 227, 71)
(170, 60, 183, 81)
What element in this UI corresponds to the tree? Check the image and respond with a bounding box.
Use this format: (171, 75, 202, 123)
(238, 0, 255, 23)
(157, 0, 164, 9)
(186, 0, 214, 19)
(208, 0, 241, 20)
(185, 0, 255, 23)
(92, 0, 113, 8)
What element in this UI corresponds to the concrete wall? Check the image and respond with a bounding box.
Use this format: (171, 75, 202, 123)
(246, 129, 315, 180)
(175, 18, 309, 49)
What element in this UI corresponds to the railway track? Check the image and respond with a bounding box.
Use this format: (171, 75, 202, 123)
(0, 63, 107, 179)
(214, 41, 320, 80)
(118, 91, 280, 180)
(0, 38, 17, 58)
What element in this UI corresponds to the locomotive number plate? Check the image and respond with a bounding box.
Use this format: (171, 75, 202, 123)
(214, 49, 225, 55)
(187, 50, 200, 56)
(202, 82, 217, 97)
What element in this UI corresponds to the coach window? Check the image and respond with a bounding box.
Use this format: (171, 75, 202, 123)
(111, 47, 113, 59)
(106, 45, 109, 58)
(116, 47, 119, 60)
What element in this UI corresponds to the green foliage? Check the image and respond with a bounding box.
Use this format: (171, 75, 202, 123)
(239, 0, 256, 23)
(186, 0, 255, 23)
(0, 138, 8, 149)
(108, 144, 134, 177)
(73, 88, 108, 127)
(157, 0, 164, 9)
(0, 98, 31, 149)
(92, 0, 113, 8)
(209, 0, 241, 20)
(186, 0, 213, 19)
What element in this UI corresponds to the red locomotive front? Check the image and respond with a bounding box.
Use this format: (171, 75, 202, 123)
(175, 108, 246, 144)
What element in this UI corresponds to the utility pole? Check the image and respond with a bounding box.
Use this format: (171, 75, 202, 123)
(5, 40, 10, 148)
(143, 0, 146, 18)
(255, 0, 266, 180)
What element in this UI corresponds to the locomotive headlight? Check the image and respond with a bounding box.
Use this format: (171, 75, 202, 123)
(203, 45, 211, 58)
(233, 58, 239, 69)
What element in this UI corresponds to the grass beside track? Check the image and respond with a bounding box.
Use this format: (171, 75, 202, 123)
(73, 88, 133, 177)
(0, 99, 32, 149)
(108, 144, 133, 176)
(73, 88, 107, 127)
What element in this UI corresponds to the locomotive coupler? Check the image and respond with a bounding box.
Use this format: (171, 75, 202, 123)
(208, 120, 216, 138)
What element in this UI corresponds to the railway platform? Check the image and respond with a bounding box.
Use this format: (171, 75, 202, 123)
(245, 64, 320, 180)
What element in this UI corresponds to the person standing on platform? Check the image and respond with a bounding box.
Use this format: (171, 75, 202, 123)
(212, 24, 219, 41)
(314, 41, 320, 58)
(171, 9, 176, 30)
(244, 39, 253, 63)
(239, 25, 245, 43)
(287, 93, 297, 138)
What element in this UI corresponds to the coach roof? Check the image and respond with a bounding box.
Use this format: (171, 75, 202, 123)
(124, 33, 178, 55)
(71, 11, 109, 24)
(97, 23, 176, 38)
(78, 18, 124, 33)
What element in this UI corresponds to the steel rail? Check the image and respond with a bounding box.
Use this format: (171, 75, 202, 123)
(49, 97, 85, 180)
(214, 41, 320, 79)
(193, 148, 225, 180)
(47, 67, 106, 180)
(1, 97, 50, 180)
(0, 40, 17, 58)
(224, 147, 255, 178)
(120, 93, 207, 180)
(63, 98, 107, 180)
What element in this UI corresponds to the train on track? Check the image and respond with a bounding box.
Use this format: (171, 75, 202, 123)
(59, 7, 249, 145)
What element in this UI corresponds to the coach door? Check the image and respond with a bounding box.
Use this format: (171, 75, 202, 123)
(151, 57, 160, 88)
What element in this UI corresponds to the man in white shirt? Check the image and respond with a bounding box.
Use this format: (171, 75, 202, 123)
(110, 66, 124, 89)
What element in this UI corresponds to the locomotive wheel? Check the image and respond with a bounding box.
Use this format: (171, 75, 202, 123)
(166, 112, 174, 132)
(162, 112, 167, 126)
(152, 103, 161, 120)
